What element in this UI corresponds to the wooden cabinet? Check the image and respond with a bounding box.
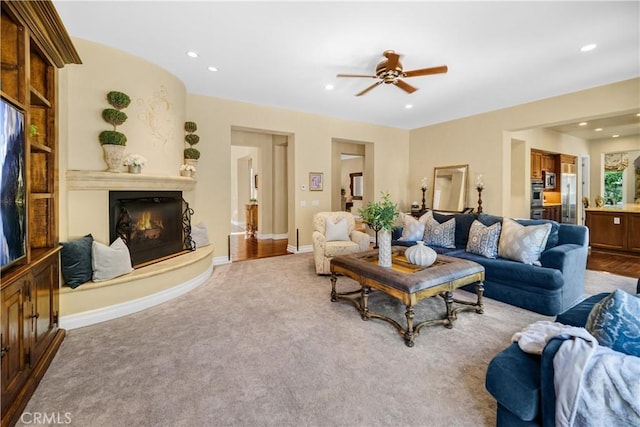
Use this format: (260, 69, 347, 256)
(246, 204, 258, 237)
(531, 150, 542, 179)
(541, 154, 556, 173)
(585, 210, 640, 254)
(1, 2, 80, 425)
(543, 205, 561, 222)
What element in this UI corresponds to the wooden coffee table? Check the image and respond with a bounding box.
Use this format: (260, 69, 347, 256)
(330, 247, 485, 347)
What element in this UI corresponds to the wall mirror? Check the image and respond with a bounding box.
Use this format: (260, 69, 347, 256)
(350, 172, 363, 200)
(432, 164, 469, 212)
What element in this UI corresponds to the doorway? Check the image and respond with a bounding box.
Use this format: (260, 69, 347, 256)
(230, 128, 291, 261)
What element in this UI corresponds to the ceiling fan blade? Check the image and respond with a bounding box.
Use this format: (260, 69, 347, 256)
(402, 65, 448, 78)
(384, 51, 400, 71)
(356, 81, 383, 96)
(394, 79, 417, 94)
(337, 73, 377, 78)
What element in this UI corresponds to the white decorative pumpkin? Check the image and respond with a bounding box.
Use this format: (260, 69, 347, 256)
(405, 241, 437, 267)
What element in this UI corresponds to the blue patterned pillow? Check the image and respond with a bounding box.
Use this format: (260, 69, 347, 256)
(422, 211, 455, 248)
(466, 219, 501, 258)
(585, 289, 640, 357)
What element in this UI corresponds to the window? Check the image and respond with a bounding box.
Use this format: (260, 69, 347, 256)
(604, 170, 623, 205)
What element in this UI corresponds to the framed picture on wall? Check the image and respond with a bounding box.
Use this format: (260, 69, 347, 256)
(309, 172, 323, 191)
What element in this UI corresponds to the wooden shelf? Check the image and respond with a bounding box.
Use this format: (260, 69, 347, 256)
(30, 141, 52, 153)
(29, 86, 50, 107)
(30, 192, 53, 200)
(0, 90, 25, 110)
(66, 170, 197, 191)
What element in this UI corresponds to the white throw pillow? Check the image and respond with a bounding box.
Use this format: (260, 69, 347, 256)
(91, 237, 133, 282)
(498, 218, 552, 265)
(191, 222, 210, 248)
(325, 217, 350, 241)
(398, 212, 425, 241)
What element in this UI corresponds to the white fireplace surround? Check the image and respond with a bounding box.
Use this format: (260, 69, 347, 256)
(61, 169, 211, 329)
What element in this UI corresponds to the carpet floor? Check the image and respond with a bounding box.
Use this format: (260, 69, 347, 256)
(17, 253, 637, 427)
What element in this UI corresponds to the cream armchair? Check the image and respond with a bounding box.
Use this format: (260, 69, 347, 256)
(312, 211, 370, 275)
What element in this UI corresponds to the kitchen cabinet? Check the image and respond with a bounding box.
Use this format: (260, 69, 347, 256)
(585, 208, 640, 254)
(543, 205, 561, 222)
(531, 150, 542, 179)
(541, 154, 556, 172)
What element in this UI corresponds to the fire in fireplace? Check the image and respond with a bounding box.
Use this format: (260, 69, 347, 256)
(109, 191, 194, 267)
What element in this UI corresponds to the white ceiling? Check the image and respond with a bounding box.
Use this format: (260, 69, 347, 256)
(53, 1, 640, 131)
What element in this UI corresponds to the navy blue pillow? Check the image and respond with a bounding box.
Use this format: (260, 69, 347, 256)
(60, 234, 93, 288)
(433, 212, 478, 249)
(586, 290, 640, 357)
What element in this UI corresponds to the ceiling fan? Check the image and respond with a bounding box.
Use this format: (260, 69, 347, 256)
(337, 50, 448, 96)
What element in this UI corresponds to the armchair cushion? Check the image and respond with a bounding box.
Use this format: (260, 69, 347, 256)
(312, 211, 369, 274)
(325, 217, 350, 241)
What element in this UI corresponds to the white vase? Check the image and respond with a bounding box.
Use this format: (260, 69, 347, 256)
(378, 229, 392, 267)
(128, 165, 141, 174)
(184, 158, 198, 167)
(405, 240, 437, 267)
(180, 170, 193, 178)
(102, 145, 125, 173)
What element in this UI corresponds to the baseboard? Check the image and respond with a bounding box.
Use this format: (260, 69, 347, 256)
(214, 255, 231, 265)
(60, 262, 214, 330)
(288, 244, 312, 254)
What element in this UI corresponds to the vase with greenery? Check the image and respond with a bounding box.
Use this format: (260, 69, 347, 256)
(358, 192, 399, 267)
(184, 121, 200, 166)
(99, 91, 131, 172)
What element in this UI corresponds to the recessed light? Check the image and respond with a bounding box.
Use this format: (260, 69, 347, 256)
(324, 84, 334, 91)
(612, 134, 620, 138)
(580, 44, 597, 52)
(636, 113, 640, 117)
(187, 51, 199, 58)
(595, 128, 603, 132)
(208, 66, 218, 72)
(405, 104, 413, 109)
(578, 122, 588, 126)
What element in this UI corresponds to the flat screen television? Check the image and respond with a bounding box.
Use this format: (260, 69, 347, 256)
(0, 98, 27, 270)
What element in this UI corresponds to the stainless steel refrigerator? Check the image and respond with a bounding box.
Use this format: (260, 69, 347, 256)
(561, 164, 577, 224)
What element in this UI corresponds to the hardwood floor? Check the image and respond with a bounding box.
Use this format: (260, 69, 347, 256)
(229, 233, 291, 262)
(587, 249, 640, 279)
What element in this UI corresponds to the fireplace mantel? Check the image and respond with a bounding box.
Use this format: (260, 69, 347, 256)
(66, 170, 196, 191)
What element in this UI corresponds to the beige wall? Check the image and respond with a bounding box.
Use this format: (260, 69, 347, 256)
(59, 38, 188, 244)
(409, 78, 640, 217)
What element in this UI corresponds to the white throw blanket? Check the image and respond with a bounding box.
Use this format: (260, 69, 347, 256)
(512, 321, 640, 427)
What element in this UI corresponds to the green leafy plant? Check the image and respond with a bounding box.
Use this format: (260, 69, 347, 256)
(29, 124, 39, 139)
(99, 90, 130, 145)
(184, 120, 201, 160)
(358, 192, 399, 232)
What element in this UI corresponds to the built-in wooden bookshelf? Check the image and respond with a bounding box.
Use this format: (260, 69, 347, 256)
(1, 2, 81, 426)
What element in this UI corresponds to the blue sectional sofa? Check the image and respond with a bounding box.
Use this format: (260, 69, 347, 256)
(485, 293, 609, 427)
(392, 212, 589, 316)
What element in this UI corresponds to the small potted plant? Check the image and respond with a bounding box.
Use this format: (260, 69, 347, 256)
(358, 192, 399, 267)
(180, 163, 196, 178)
(123, 154, 147, 174)
(99, 90, 131, 172)
(184, 121, 200, 166)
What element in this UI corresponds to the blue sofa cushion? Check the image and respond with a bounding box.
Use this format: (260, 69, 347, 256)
(433, 212, 477, 249)
(486, 342, 541, 421)
(556, 293, 609, 326)
(586, 289, 640, 357)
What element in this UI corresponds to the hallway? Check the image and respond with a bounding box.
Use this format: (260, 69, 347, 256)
(229, 224, 291, 262)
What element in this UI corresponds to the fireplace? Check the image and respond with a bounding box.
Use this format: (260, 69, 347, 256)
(109, 191, 194, 267)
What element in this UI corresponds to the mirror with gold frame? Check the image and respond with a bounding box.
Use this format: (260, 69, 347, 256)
(432, 164, 469, 212)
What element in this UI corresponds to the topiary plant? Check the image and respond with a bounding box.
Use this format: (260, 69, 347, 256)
(184, 121, 201, 159)
(99, 90, 130, 146)
(184, 147, 201, 160)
